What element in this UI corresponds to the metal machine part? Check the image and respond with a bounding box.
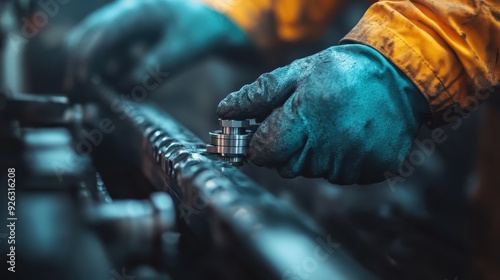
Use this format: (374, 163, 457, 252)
(85, 192, 177, 265)
(0, 1, 373, 279)
(206, 119, 256, 166)
(86, 85, 378, 280)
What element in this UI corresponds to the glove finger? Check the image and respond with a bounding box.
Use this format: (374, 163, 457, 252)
(129, 29, 208, 90)
(67, 26, 111, 84)
(64, 21, 101, 90)
(249, 93, 308, 168)
(65, 3, 166, 89)
(276, 150, 310, 179)
(217, 64, 299, 120)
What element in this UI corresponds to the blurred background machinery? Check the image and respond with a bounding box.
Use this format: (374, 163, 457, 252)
(0, 0, 486, 279)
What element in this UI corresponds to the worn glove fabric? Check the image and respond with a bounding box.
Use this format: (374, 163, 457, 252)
(65, 0, 249, 90)
(218, 44, 430, 185)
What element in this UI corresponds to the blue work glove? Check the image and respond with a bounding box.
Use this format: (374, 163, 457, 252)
(65, 0, 249, 90)
(217, 44, 430, 185)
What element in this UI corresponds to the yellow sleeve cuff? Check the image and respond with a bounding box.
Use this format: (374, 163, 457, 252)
(341, 1, 500, 124)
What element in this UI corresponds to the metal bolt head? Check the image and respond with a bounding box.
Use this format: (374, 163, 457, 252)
(219, 119, 250, 128)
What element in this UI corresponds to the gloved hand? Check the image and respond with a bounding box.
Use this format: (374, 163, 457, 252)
(218, 44, 430, 185)
(65, 0, 249, 90)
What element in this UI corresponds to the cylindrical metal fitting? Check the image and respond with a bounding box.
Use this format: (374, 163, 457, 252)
(206, 119, 254, 166)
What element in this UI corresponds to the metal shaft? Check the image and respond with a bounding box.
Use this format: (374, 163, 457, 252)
(206, 119, 253, 166)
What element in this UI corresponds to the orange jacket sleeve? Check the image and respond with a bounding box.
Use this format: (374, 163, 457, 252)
(201, 0, 345, 49)
(342, 0, 500, 122)
(202, 0, 500, 122)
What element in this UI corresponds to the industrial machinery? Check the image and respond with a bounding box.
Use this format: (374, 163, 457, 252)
(0, 1, 471, 279)
(0, 2, 377, 279)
